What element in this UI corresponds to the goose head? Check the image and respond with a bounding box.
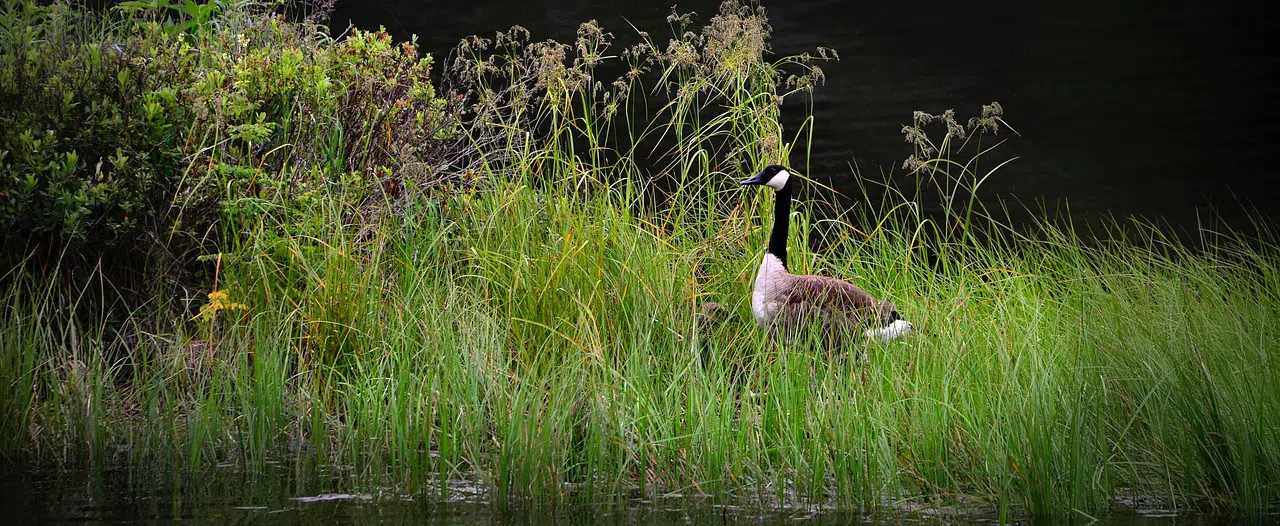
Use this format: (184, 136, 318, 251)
(739, 164, 793, 191)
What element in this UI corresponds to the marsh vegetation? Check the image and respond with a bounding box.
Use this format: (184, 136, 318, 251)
(1, 0, 1276, 518)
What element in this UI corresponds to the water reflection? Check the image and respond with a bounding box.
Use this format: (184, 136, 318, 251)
(4, 461, 1266, 525)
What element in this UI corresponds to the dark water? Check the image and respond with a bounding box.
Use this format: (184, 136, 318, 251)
(331, 0, 1279, 234)
(2, 462, 1262, 525)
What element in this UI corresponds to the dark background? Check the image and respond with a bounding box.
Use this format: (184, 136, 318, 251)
(331, 0, 1279, 235)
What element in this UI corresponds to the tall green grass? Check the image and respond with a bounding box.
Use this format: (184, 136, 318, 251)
(1, 0, 1277, 517)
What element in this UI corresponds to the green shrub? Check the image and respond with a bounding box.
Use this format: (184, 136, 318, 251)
(0, 2, 167, 247)
(0, 0, 453, 289)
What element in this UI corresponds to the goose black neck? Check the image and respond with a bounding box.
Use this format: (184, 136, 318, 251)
(768, 182, 791, 270)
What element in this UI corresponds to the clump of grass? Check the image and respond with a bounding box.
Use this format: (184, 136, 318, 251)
(1, 0, 1277, 518)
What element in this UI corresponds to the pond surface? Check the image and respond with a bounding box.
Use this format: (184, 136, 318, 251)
(331, 0, 1279, 234)
(2, 462, 1263, 525)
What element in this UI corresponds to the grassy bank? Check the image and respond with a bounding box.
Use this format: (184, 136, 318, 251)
(2, 0, 1278, 516)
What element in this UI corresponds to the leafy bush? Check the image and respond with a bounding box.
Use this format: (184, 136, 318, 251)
(0, 2, 167, 247)
(0, 0, 454, 290)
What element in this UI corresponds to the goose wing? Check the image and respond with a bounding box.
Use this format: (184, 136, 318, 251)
(766, 274, 880, 346)
(782, 274, 878, 313)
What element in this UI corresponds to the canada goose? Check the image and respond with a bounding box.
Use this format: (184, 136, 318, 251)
(692, 301, 730, 366)
(697, 301, 730, 328)
(740, 165, 914, 346)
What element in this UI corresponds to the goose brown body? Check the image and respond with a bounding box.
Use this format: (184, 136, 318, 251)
(741, 165, 912, 346)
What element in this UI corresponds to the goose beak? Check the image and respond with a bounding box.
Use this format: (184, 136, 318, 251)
(740, 171, 770, 186)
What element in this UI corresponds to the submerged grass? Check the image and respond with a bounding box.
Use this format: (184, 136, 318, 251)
(1, 0, 1278, 517)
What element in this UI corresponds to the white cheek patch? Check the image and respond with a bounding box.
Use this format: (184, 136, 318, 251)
(765, 169, 791, 191)
(864, 319, 914, 342)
